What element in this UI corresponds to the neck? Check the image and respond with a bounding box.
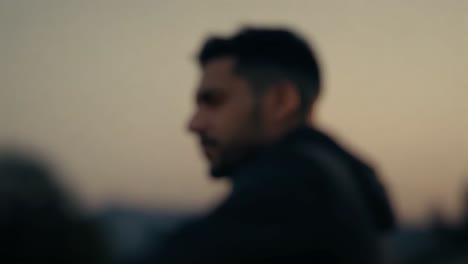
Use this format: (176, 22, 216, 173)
(263, 119, 307, 145)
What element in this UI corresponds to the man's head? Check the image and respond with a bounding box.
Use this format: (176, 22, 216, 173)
(188, 27, 321, 177)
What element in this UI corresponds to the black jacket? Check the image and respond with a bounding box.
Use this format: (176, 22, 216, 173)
(154, 126, 394, 264)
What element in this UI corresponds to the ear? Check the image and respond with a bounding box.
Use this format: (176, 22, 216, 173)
(263, 81, 300, 122)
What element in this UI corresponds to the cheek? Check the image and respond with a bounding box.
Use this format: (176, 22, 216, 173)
(215, 99, 256, 142)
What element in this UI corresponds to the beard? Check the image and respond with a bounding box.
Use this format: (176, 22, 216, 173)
(209, 139, 262, 177)
(208, 104, 264, 178)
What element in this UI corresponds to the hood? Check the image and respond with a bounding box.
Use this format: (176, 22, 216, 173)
(281, 125, 396, 233)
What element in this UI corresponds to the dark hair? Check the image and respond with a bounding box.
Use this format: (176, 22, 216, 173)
(198, 27, 321, 117)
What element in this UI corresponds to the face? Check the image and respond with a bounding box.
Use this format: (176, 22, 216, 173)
(188, 57, 265, 177)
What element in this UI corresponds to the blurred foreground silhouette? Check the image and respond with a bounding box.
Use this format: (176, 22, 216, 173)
(0, 150, 109, 264)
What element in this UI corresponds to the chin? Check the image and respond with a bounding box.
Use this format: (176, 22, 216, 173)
(209, 163, 234, 178)
(209, 166, 227, 178)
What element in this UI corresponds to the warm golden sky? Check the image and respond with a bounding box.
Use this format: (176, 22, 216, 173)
(1, 0, 467, 222)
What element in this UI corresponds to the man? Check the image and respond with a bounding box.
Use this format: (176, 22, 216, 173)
(155, 27, 395, 264)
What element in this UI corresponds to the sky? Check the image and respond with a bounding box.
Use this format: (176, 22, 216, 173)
(1, 0, 467, 223)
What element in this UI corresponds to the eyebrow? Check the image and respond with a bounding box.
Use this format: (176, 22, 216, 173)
(196, 87, 224, 104)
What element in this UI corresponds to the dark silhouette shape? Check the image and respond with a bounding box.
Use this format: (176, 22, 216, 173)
(0, 150, 109, 264)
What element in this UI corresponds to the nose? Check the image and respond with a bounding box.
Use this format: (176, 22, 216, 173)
(187, 110, 206, 134)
